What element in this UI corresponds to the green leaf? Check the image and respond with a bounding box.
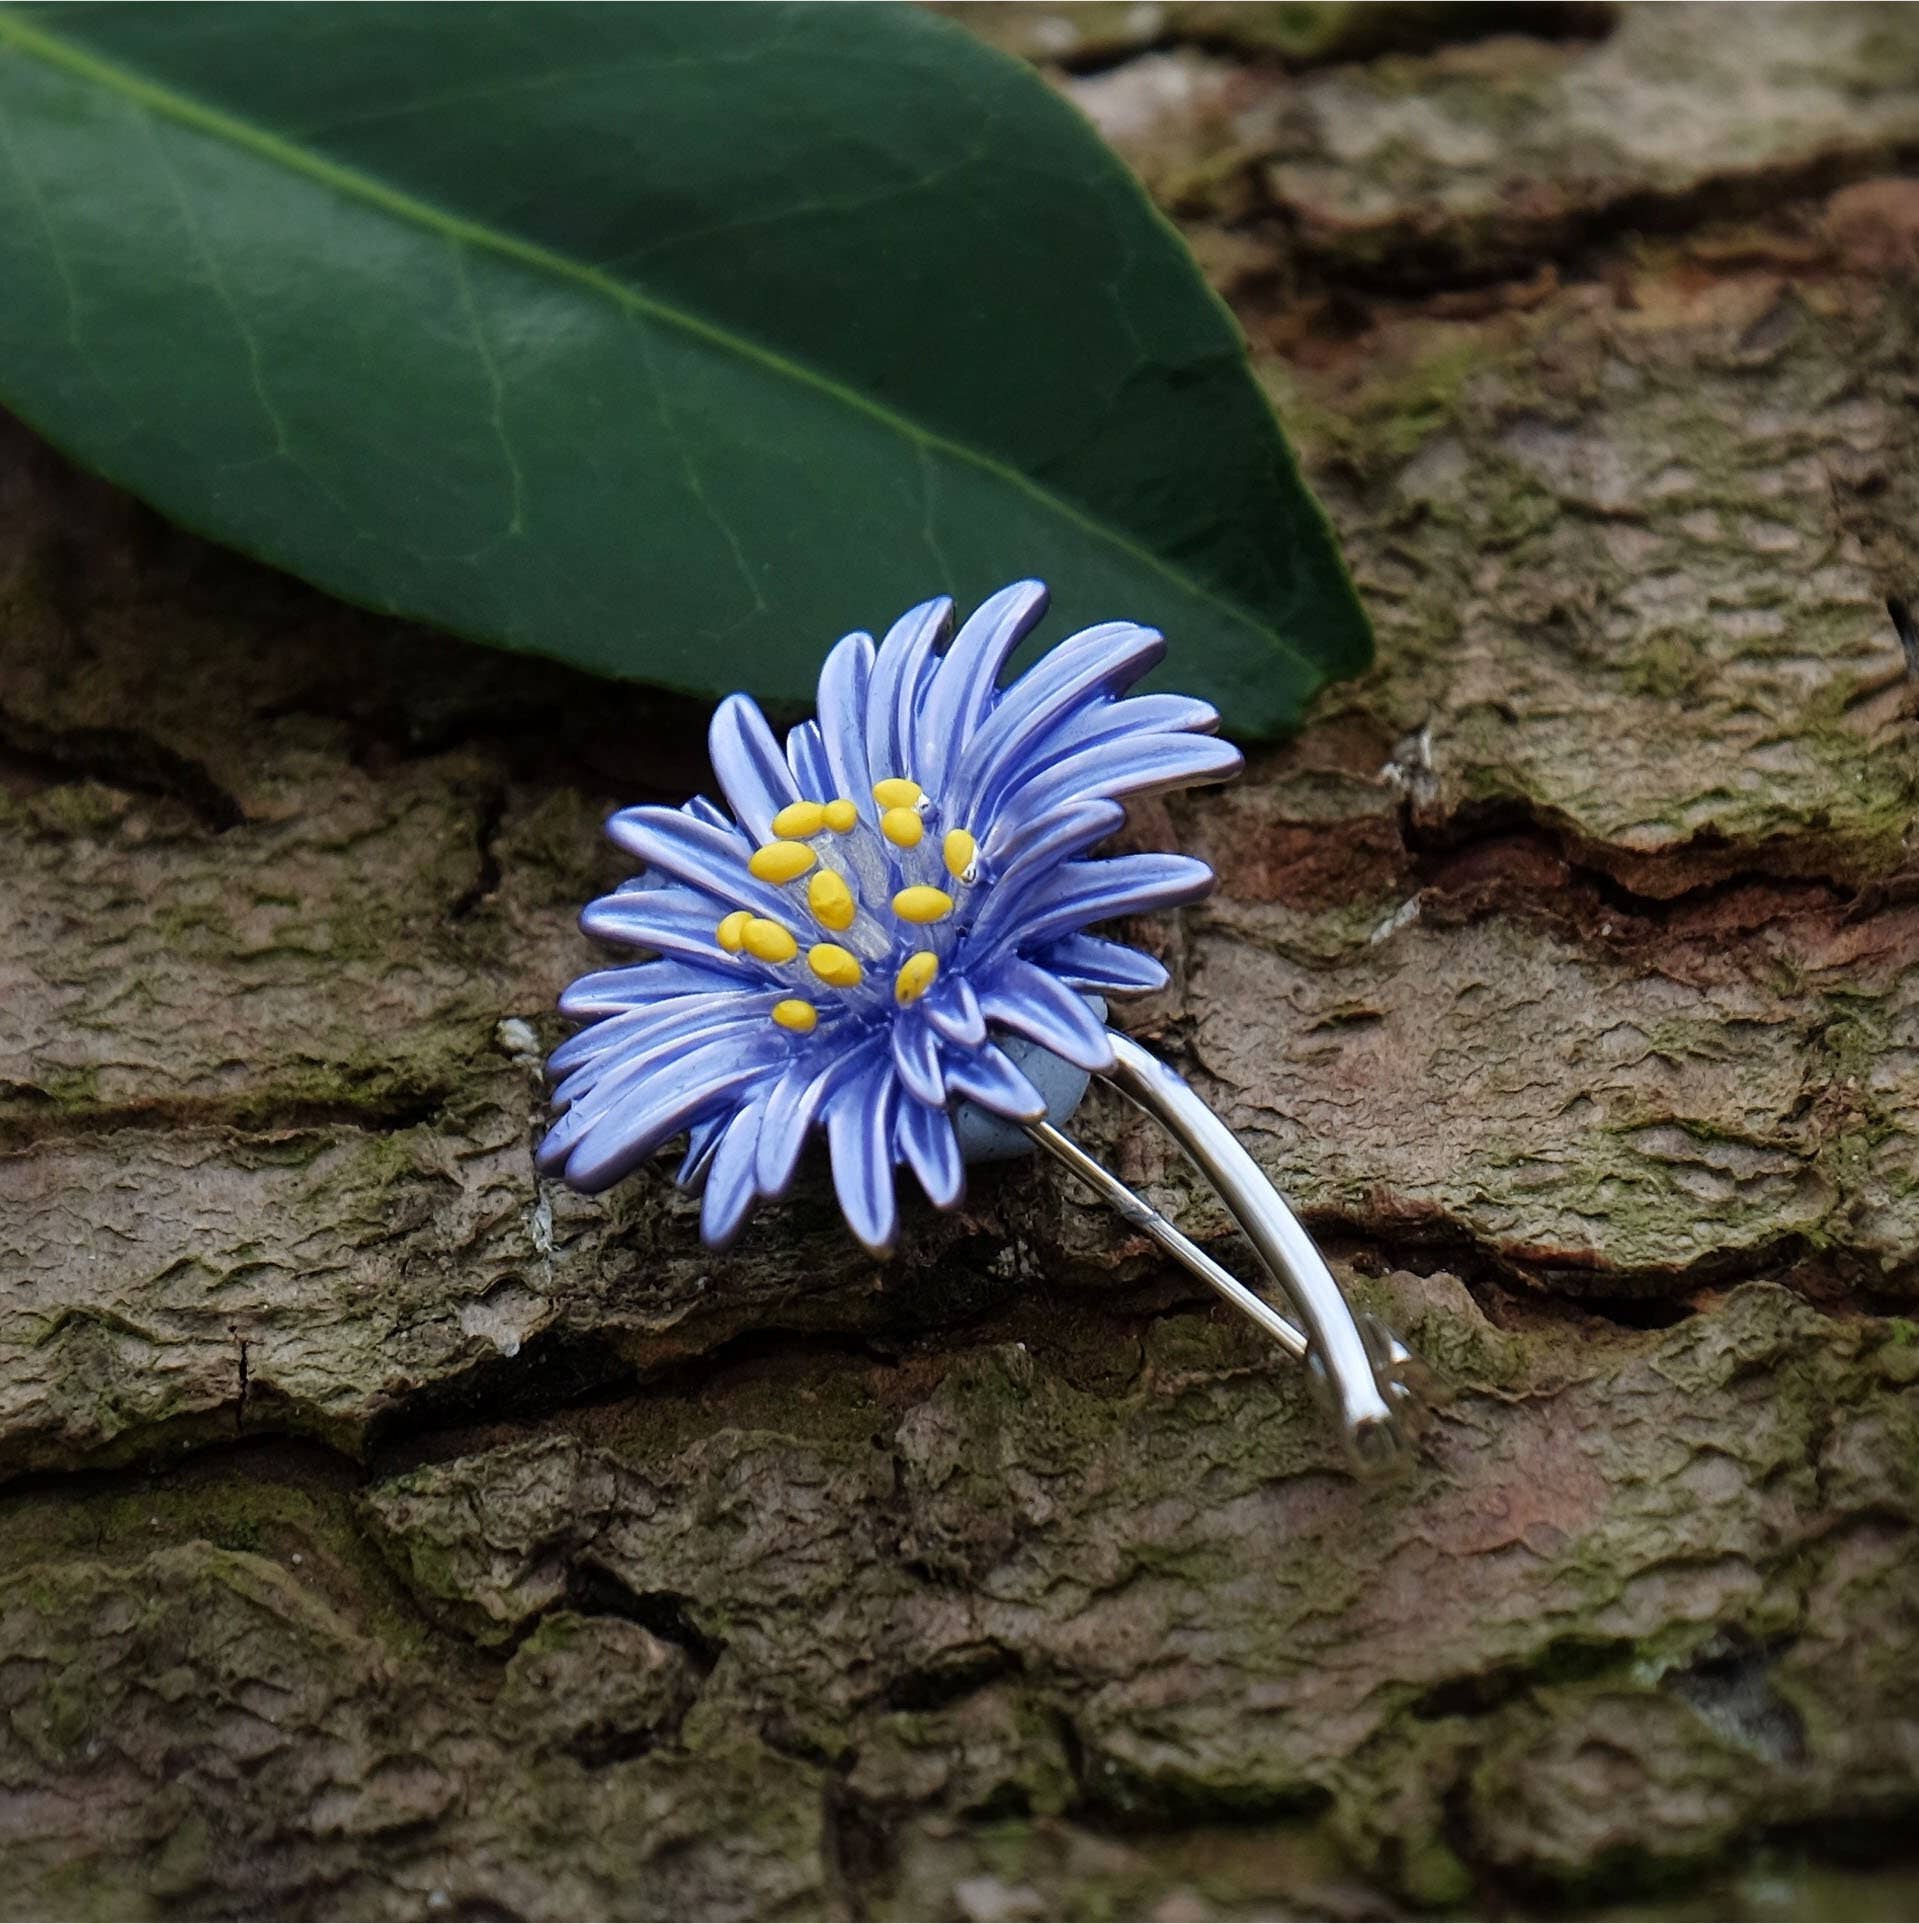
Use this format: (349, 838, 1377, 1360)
(0, 1, 1369, 736)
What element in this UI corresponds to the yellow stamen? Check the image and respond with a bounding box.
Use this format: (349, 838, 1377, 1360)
(822, 798, 858, 833)
(895, 952, 939, 1005)
(742, 917, 798, 963)
(872, 777, 922, 810)
(771, 999, 818, 1033)
(771, 800, 827, 839)
(881, 805, 923, 848)
(808, 943, 862, 988)
(716, 909, 752, 953)
(808, 869, 857, 932)
(943, 829, 977, 881)
(748, 840, 816, 884)
(892, 885, 954, 924)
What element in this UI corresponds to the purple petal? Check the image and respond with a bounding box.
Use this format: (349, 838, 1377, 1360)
(943, 1043, 1047, 1122)
(827, 1065, 900, 1256)
(785, 718, 836, 801)
(977, 959, 1117, 1073)
(548, 989, 764, 1079)
(755, 1034, 886, 1196)
(751, 1062, 816, 1198)
(685, 795, 734, 832)
(555, 1034, 786, 1192)
(699, 1100, 766, 1248)
(1013, 855, 1215, 949)
(916, 580, 1049, 796)
(923, 973, 986, 1047)
(816, 629, 877, 808)
(606, 807, 793, 918)
(1049, 692, 1222, 755)
(1035, 934, 1170, 996)
(708, 693, 799, 844)
(867, 596, 951, 786)
(897, 1097, 964, 1209)
(971, 692, 1221, 823)
(963, 800, 1127, 952)
(549, 999, 778, 1117)
(581, 890, 764, 971)
(948, 621, 1164, 824)
(677, 1110, 729, 1188)
(557, 958, 746, 1020)
(987, 736, 1242, 859)
(890, 1010, 946, 1108)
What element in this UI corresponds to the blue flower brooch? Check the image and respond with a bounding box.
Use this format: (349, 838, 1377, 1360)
(541, 581, 1418, 1469)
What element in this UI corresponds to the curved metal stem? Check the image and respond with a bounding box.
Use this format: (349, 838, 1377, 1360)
(1025, 1119, 1307, 1359)
(1028, 1030, 1415, 1475)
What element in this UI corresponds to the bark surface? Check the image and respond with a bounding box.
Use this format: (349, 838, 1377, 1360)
(3, 5, 1919, 1918)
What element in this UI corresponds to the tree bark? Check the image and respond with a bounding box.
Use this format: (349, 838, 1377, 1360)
(4, 4, 1919, 1917)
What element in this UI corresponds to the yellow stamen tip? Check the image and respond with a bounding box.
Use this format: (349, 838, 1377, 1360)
(823, 798, 858, 833)
(943, 829, 977, 881)
(748, 840, 816, 884)
(892, 885, 954, 925)
(742, 917, 798, 963)
(872, 777, 923, 810)
(771, 999, 818, 1033)
(807, 942, 862, 988)
(771, 800, 827, 840)
(808, 869, 857, 931)
(880, 805, 924, 848)
(716, 909, 752, 953)
(895, 952, 939, 1005)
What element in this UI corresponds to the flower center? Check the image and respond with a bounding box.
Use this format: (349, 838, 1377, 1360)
(718, 774, 982, 1031)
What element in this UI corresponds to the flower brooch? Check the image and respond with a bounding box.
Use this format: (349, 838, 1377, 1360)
(540, 581, 1417, 1470)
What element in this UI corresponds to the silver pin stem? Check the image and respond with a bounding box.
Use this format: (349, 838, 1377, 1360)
(1024, 1119, 1307, 1359)
(1031, 1030, 1415, 1474)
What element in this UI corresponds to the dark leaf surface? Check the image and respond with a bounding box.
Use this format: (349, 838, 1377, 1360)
(0, 1, 1368, 732)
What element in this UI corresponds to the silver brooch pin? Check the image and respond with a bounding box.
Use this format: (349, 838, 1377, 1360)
(541, 581, 1419, 1472)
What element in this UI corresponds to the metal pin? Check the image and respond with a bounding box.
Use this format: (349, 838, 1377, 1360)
(1027, 1030, 1418, 1477)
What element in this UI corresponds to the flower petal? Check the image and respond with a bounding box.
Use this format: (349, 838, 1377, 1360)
(755, 1034, 886, 1196)
(827, 1064, 900, 1256)
(548, 999, 778, 1119)
(708, 693, 799, 844)
(949, 621, 1164, 824)
(1013, 854, 1215, 949)
(890, 1010, 946, 1108)
(971, 692, 1220, 823)
(977, 958, 1116, 1073)
(547, 988, 763, 1079)
(606, 807, 793, 918)
(677, 1110, 729, 1188)
(556, 1033, 786, 1192)
(963, 800, 1127, 952)
(897, 1096, 964, 1209)
(1049, 691, 1221, 755)
(1036, 934, 1170, 996)
(867, 596, 951, 786)
(557, 958, 745, 1020)
(699, 1099, 766, 1249)
(785, 718, 836, 800)
(916, 579, 1049, 795)
(923, 972, 987, 1047)
(816, 628, 877, 808)
(988, 735, 1242, 860)
(943, 1043, 1047, 1122)
(580, 887, 768, 972)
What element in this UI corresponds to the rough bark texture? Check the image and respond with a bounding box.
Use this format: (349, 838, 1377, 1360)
(4, 5, 1919, 1918)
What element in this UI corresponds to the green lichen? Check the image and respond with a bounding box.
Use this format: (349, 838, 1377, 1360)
(1264, 329, 1497, 476)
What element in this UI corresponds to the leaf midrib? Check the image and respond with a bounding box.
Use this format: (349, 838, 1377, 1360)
(0, 7, 1317, 681)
